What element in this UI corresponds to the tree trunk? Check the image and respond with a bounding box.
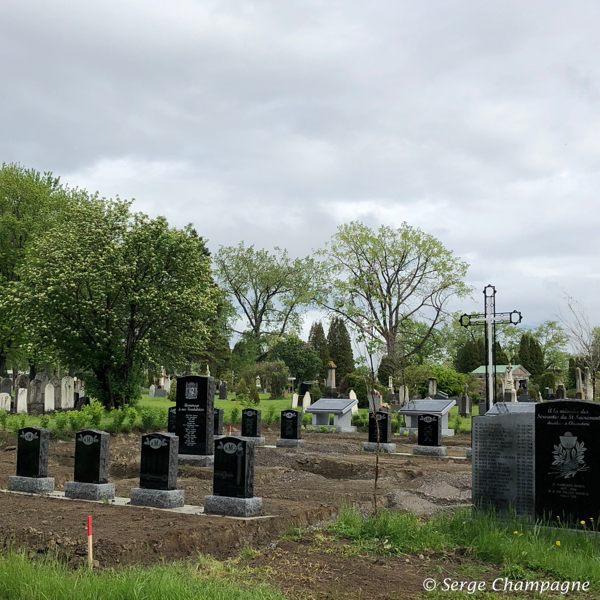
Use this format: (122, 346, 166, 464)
(28, 363, 36, 380)
(0, 353, 7, 378)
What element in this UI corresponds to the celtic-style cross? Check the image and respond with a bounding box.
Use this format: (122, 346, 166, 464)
(459, 285, 522, 413)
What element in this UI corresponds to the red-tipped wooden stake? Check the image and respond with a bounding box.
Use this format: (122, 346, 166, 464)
(87, 516, 93, 568)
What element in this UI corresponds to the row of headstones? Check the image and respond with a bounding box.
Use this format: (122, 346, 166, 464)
(7, 426, 261, 516)
(363, 410, 447, 456)
(290, 390, 360, 412)
(0, 375, 84, 414)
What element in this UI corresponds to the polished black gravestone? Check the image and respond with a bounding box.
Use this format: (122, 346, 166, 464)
(168, 406, 177, 433)
(413, 414, 447, 456)
(131, 433, 183, 508)
(276, 410, 304, 447)
(176, 375, 215, 464)
(8, 427, 54, 493)
(299, 381, 313, 397)
(535, 401, 600, 523)
(214, 408, 224, 436)
(364, 410, 396, 453)
(65, 429, 115, 500)
(204, 436, 262, 516)
(242, 409, 261, 437)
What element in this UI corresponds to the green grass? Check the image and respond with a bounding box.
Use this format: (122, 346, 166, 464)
(0, 552, 285, 600)
(331, 506, 600, 589)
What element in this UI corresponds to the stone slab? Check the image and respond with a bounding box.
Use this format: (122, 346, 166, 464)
(276, 438, 305, 448)
(64, 481, 115, 501)
(203, 495, 263, 517)
(8, 476, 55, 494)
(336, 426, 357, 433)
(398, 427, 455, 436)
(178, 454, 214, 467)
(238, 436, 265, 447)
(412, 445, 448, 457)
(130, 488, 184, 509)
(466, 448, 472, 459)
(364, 442, 397, 453)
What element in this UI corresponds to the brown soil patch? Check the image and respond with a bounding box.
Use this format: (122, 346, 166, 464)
(0, 429, 472, 569)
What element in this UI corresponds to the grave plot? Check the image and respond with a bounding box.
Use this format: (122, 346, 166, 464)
(0, 426, 472, 567)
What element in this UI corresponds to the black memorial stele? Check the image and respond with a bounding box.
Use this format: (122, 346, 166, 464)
(281, 410, 300, 439)
(417, 414, 441, 446)
(74, 429, 109, 483)
(168, 406, 177, 433)
(214, 408, 224, 436)
(8, 427, 55, 494)
(175, 375, 215, 456)
(140, 433, 178, 490)
(369, 411, 392, 444)
(242, 409, 261, 437)
(213, 437, 254, 498)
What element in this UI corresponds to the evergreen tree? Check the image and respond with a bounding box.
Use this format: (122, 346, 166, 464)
(519, 333, 544, 377)
(494, 341, 509, 365)
(455, 338, 485, 374)
(377, 355, 396, 383)
(308, 321, 330, 381)
(327, 317, 354, 381)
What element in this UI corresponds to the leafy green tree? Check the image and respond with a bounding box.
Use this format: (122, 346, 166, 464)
(214, 243, 322, 354)
(239, 360, 289, 399)
(0, 164, 76, 375)
(494, 341, 509, 365)
(539, 372, 557, 399)
(327, 317, 354, 382)
(317, 221, 471, 361)
(455, 338, 485, 374)
(231, 335, 261, 375)
(248, 381, 260, 405)
(531, 320, 569, 372)
(377, 355, 396, 383)
(15, 196, 217, 408)
(308, 321, 329, 380)
(236, 378, 249, 401)
(269, 334, 321, 384)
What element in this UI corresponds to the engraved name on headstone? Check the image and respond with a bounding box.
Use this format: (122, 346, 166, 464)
(280, 410, 301, 440)
(175, 375, 215, 455)
(368, 411, 392, 444)
(242, 409, 261, 437)
(417, 414, 441, 447)
(74, 429, 110, 484)
(16, 427, 49, 478)
(139, 433, 178, 490)
(213, 437, 254, 498)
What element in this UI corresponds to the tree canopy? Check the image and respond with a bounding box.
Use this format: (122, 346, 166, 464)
(14, 196, 218, 407)
(308, 321, 329, 381)
(326, 317, 354, 382)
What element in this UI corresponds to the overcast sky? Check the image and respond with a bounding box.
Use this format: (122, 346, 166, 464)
(2, 0, 600, 336)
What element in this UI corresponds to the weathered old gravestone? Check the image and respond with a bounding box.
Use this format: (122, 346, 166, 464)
(556, 384, 566, 399)
(459, 384, 471, 417)
(214, 408, 224, 436)
(27, 377, 45, 415)
(302, 391, 311, 408)
(413, 414, 447, 456)
(168, 406, 177, 433)
(241, 408, 265, 446)
(0, 392, 9, 412)
(219, 381, 228, 400)
(276, 410, 304, 447)
(16, 388, 28, 414)
(131, 433, 184, 508)
(60, 376, 75, 409)
(65, 430, 114, 500)
(155, 388, 167, 398)
(148, 384, 156, 397)
(0, 377, 12, 396)
(204, 437, 263, 516)
(473, 400, 600, 525)
(8, 427, 54, 493)
(291, 393, 299, 408)
(44, 382, 55, 412)
(364, 410, 396, 453)
(176, 375, 215, 467)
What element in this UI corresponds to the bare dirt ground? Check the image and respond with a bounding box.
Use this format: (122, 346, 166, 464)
(0, 428, 473, 597)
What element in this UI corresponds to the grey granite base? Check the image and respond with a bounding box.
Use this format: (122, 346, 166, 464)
(276, 438, 305, 448)
(178, 454, 214, 467)
(363, 442, 397, 453)
(239, 436, 265, 447)
(412, 445, 448, 457)
(398, 428, 455, 437)
(8, 476, 55, 494)
(65, 481, 115, 501)
(203, 495, 263, 517)
(336, 426, 357, 433)
(130, 488, 185, 508)
(466, 448, 472, 459)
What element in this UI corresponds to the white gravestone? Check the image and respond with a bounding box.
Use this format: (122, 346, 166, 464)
(302, 391, 311, 409)
(17, 388, 28, 413)
(44, 383, 55, 412)
(148, 384, 156, 397)
(60, 376, 75, 409)
(291, 393, 299, 409)
(0, 393, 10, 411)
(349, 390, 359, 414)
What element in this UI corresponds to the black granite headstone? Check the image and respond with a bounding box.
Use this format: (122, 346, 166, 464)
(168, 407, 177, 433)
(16, 427, 49, 478)
(139, 433, 178, 490)
(368, 411, 392, 444)
(280, 410, 301, 440)
(175, 375, 215, 455)
(214, 408, 224, 436)
(535, 401, 600, 523)
(213, 437, 254, 498)
(417, 414, 441, 447)
(242, 408, 261, 437)
(219, 381, 228, 400)
(74, 429, 109, 484)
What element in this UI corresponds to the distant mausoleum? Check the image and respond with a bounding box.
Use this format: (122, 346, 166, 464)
(471, 364, 531, 395)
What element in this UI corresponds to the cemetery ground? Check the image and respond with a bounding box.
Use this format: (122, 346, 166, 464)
(0, 398, 598, 598)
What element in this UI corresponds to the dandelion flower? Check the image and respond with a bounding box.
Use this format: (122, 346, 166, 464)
(581, 521, 586, 525)
(513, 531, 519, 535)
(556, 541, 561, 546)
